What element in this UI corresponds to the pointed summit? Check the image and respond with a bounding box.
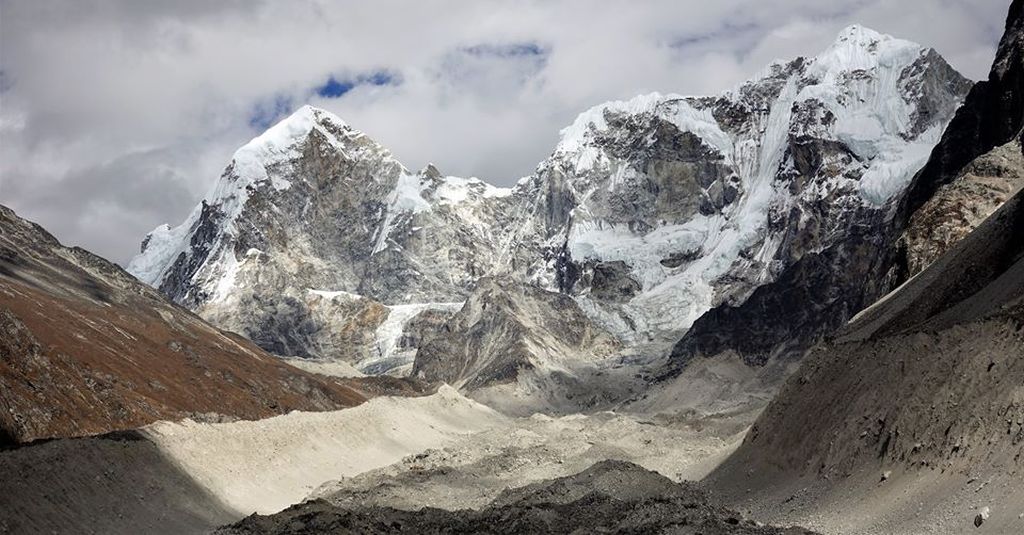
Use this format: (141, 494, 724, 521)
(805, 23, 924, 82)
(833, 24, 888, 46)
(236, 105, 348, 164)
(222, 105, 360, 206)
(421, 163, 443, 180)
(823, 24, 917, 57)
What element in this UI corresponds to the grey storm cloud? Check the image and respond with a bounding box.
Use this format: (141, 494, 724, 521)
(0, 0, 1011, 265)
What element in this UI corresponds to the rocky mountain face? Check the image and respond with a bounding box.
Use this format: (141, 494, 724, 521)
(130, 27, 970, 395)
(0, 205, 386, 445)
(673, 7, 1023, 369)
(707, 4, 1024, 531)
(666, 33, 981, 365)
(411, 278, 621, 414)
(128, 106, 505, 374)
(898, 0, 1024, 225)
(514, 28, 969, 354)
(900, 139, 1023, 274)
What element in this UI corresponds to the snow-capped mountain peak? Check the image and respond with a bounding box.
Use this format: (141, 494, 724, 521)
(552, 92, 733, 176)
(239, 105, 348, 156)
(834, 23, 890, 46)
(128, 105, 375, 289)
(809, 24, 920, 79)
(508, 27, 970, 347)
(231, 106, 353, 183)
(226, 105, 362, 195)
(129, 28, 971, 372)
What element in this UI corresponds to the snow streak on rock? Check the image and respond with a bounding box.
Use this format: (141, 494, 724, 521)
(129, 26, 970, 377)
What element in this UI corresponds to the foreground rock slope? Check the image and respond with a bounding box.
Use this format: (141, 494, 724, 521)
(709, 190, 1024, 534)
(706, 4, 1024, 532)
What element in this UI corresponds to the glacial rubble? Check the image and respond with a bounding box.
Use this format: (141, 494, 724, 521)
(0, 386, 504, 533)
(219, 460, 819, 535)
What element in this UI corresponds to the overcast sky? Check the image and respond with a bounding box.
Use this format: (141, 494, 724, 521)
(0, 0, 1011, 264)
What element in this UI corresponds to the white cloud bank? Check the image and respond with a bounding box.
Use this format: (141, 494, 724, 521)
(0, 0, 1010, 263)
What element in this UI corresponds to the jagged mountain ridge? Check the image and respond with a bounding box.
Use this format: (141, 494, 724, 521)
(129, 108, 502, 369)
(129, 26, 970, 383)
(512, 26, 969, 349)
(672, 20, 1020, 367)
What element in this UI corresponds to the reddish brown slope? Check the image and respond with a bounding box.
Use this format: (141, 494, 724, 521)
(0, 205, 373, 445)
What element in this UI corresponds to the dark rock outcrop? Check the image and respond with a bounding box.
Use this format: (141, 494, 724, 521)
(900, 140, 1024, 275)
(897, 0, 1024, 223)
(670, 214, 895, 366)
(219, 460, 819, 535)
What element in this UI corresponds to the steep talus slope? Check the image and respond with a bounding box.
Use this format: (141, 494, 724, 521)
(0, 431, 237, 534)
(710, 189, 1024, 473)
(706, 5, 1024, 533)
(412, 278, 623, 414)
(0, 205, 372, 444)
(130, 27, 969, 393)
(219, 460, 818, 535)
(706, 192, 1024, 535)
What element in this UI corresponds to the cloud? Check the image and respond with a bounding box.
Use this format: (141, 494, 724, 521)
(2, 146, 201, 262)
(0, 0, 1010, 264)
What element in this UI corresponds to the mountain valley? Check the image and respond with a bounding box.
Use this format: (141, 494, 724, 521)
(2, 2, 1023, 533)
